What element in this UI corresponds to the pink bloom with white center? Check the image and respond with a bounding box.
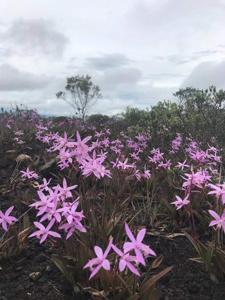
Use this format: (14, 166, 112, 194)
(176, 160, 190, 171)
(0, 206, 17, 231)
(84, 240, 112, 279)
(116, 158, 135, 170)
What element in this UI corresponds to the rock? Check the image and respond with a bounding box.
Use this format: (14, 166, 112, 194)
(29, 272, 42, 281)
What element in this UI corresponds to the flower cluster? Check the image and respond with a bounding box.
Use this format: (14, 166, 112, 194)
(29, 178, 86, 243)
(84, 223, 156, 279)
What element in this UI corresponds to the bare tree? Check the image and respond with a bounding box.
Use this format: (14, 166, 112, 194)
(56, 75, 101, 121)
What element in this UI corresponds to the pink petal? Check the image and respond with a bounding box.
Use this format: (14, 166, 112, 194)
(46, 219, 56, 231)
(29, 231, 40, 238)
(208, 210, 220, 220)
(2, 221, 8, 231)
(40, 233, 48, 244)
(123, 242, 134, 253)
(104, 239, 113, 257)
(135, 249, 145, 266)
(6, 206, 14, 216)
(102, 259, 110, 271)
(137, 228, 146, 242)
(49, 231, 61, 238)
(126, 261, 140, 276)
(119, 259, 126, 272)
(94, 246, 103, 258)
(125, 223, 135, 242)
(209, 220, 219, 227)
(112, 244, 123, 257)
(34, 222, 45, 231)
(89, 264, 102, 279)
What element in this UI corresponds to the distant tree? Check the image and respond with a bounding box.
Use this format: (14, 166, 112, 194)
(56, 75, 101, 122)
(87, 114, 111, 125)
(174, 86, 225, 139)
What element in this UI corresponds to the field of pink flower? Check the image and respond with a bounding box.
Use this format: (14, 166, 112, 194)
(0, 109, 225, 300)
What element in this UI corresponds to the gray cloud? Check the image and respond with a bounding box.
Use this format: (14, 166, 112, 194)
(155, 49, 225, 65)
(0, 64, 51, 91)
(3, 19, 68, 57)
(86, 53, 131, 70)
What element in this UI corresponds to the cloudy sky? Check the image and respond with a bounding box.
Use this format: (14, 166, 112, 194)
(0, 0, 225, 116)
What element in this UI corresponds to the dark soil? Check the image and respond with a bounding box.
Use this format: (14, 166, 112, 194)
(1, 235, 225, 300)
(0, 240, 72, 300)
(156, 236, 225, 300)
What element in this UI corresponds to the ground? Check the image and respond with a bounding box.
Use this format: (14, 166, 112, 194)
(1, 236, 225, 300)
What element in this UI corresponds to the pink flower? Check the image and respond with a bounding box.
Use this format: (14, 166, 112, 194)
(84, 240, 112, 279)
(37, 178, 52, 192)
(74, 131, 92, 162)
(170, 133, 182, 153)
(208, 184, 225, 204)
(171, 195, 190, 210)
(208, 210, 225, 232)
(182, 170, 211, 190)
(55, 178, 77, 200)
(112, 244, 140, 276)
(124, 223, 156, 266)
(59, 201, 86, 238)
(149, 148, 164, 164)
(176, 160, 190, 170)
(29, 219, 61, 244)
(80, 151, 111, 179)
(116, 158, 135, 170)
(143, 169, 151, 179)
(0, 206, 17, 231)
(21, 167, 39, 180)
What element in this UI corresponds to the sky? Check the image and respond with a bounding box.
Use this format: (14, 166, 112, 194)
(0, 0, 225, 116)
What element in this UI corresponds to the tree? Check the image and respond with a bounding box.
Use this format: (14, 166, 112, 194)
(56, 75, 101, 121)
